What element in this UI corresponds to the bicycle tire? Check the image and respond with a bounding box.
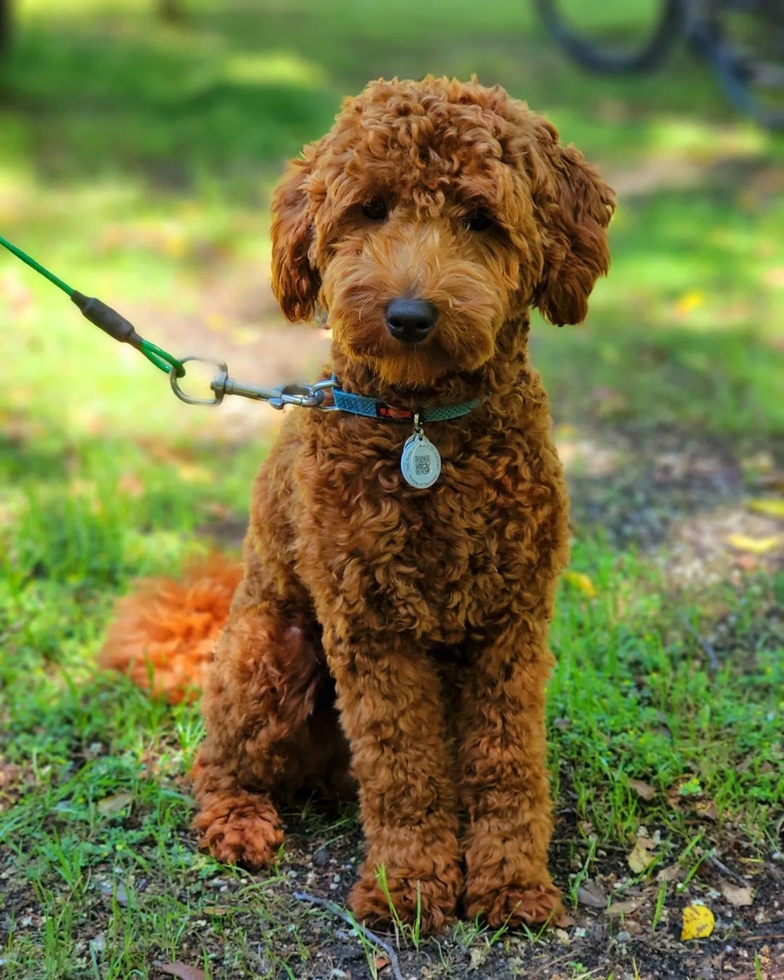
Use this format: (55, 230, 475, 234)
(534, 0, 686, 74)
(690, 2, 784, 129)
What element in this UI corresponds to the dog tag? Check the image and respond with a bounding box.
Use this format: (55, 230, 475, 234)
(400, 429, 441, 489)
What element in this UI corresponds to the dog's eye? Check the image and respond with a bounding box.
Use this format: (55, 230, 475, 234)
(361, 198, 388, 222)
(465, 211, 494, 232)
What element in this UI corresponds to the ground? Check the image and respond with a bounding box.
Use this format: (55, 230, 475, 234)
(1, 1, 783, 978)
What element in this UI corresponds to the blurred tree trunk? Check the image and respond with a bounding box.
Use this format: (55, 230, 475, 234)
(0, 0, 11, 56)
(157, 0, 185, 22)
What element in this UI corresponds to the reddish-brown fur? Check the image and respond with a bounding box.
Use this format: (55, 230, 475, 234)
(101, 76, 614, 932)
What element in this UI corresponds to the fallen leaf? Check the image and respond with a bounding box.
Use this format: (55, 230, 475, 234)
(726, 533, 783, 555)
(577, 880, 606, 908)
(562, 571, 597, 598)
(607, 900, 639, 916)
(720, 881, 753, 907)
(202, 906, 230, 916)
(695, 799, 718, 821)
(176, 463, 212, 484)
(373, 955, 390, 971)
(747, 498, 784, 518)
(629, 779, 656, 801)
(628, 837, 657, 874)
(97, 792, 134, 816)
(158, 965, 206, 980)
(555, 913, 576, 928)
(674, 289, 705, 316)
(681, 904, 715, 941)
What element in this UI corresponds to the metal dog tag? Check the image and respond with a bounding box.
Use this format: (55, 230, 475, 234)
(401, 426, 441, 489)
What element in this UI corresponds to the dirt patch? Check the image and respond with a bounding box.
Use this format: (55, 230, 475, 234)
(254, 808, 784, 980)
(6, 807, 779, 980)
(562, 423, 784, 581)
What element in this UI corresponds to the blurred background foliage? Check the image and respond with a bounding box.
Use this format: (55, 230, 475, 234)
(0, 0, 783, 447)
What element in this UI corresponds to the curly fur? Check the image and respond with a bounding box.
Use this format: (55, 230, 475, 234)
(101, 75, 615, 932)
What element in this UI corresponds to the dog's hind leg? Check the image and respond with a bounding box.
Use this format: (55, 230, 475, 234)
(191, 553, 349, 869)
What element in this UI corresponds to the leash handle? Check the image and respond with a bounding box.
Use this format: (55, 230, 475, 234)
(2, 233, 337, 410)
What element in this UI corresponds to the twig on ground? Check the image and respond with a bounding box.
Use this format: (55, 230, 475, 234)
(705, 851, 749, 887)
(293, 891, 405, 980)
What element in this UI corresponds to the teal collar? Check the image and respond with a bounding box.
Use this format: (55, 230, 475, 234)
(330, 383, 480, 423)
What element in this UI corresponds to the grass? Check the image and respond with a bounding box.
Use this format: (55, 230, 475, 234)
(1, 0, 784, 978)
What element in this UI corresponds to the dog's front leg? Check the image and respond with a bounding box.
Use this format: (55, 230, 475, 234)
(325, 630, 462, 931)
(458, 627, 564, 928)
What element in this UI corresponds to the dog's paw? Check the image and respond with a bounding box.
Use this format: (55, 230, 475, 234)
(349, 863, 462, 933)
(464, 878, 564, 928)
(193, 802, 283, 869)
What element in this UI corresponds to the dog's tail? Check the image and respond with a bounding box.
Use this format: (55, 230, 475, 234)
(99, 553, 243, 704)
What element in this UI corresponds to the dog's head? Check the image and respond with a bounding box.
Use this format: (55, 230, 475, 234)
(271, 76, 615, 388)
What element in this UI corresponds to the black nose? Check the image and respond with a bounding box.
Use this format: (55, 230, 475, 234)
(385, 298, 438, 342)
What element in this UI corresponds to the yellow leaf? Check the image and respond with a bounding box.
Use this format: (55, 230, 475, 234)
(164, 233, 187, 258)
(176, 463, 211, 484)
(627, 837, 657, 874)
(563, 571, 597, 599)
(681, 904, 715, 941)
(726, 533, 783, 555)
(674, 289, 705, 316)
(747, 498, 784, 518)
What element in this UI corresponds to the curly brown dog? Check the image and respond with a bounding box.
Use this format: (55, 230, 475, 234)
(102, 75, 614, 932)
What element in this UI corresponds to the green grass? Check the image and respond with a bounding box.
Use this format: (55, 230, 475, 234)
(1, 0, 784, 977)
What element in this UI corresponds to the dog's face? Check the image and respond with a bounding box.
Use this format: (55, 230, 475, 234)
(271, 77, 615, 388)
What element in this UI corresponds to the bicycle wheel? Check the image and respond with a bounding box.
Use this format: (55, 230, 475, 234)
(691, 0, 784, 128)
(534, 0, 686, 73)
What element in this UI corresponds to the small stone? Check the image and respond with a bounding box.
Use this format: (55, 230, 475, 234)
(617, 930, 631, 943)
(313, 848, 330, 867)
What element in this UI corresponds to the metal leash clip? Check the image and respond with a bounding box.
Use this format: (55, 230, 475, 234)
(170, 357, 338, 411)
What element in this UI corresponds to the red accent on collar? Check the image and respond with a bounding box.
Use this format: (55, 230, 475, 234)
(377, 405, 415, 420)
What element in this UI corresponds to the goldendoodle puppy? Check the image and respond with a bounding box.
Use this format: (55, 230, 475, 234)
(102, 75, 615, 932)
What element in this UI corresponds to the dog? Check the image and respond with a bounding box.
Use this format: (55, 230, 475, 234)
(102, 75, 614, 932)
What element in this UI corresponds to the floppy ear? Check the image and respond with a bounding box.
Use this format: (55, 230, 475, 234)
(533, 131, 615, 326)
(270, 145, 321, 322)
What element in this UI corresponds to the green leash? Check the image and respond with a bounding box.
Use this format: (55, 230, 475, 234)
(0, 234, 185, 377)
